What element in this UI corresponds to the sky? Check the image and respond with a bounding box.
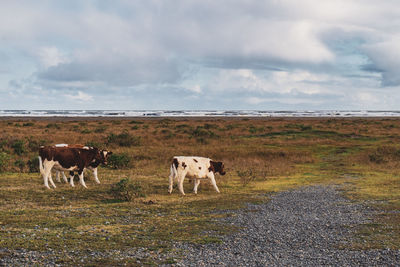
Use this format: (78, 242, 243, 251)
(1, 0, 400, 110)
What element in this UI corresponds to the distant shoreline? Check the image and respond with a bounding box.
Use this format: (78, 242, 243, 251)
(1, 116, 400, 122)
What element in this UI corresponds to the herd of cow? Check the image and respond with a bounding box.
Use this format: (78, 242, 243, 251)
(38, 144, 226, 195)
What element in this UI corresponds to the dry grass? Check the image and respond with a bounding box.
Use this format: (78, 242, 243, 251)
(0, 117, 399, 264)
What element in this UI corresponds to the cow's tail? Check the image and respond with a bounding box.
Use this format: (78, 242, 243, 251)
(38, 156, 44, 175)
(168, 158, 178, 194)
(170, 163, 176, 179)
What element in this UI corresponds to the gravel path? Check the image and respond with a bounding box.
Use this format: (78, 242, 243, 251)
(1, 185, 399, 266)
(174, 185, 400, 266)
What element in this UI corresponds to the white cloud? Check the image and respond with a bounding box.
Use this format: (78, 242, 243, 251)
(38, 47, 68, 68)
(64, 91, 93, 102)
(187, 84, 202, 94)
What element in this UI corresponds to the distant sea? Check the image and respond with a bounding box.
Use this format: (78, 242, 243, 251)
(1, 110, 400, 117)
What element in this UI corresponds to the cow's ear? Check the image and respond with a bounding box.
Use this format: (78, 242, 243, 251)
(108, 151, 113, 156)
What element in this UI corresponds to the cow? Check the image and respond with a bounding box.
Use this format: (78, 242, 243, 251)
(38, 145, 111, 189)
(52, 144, 112, 185)
(168, 156, 226, 195)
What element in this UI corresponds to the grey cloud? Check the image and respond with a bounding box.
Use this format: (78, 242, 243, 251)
(38, 57, 181, 86)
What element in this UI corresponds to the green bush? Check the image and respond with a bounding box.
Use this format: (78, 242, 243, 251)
(22, 122, 34, 127)
(108, 153, 131, 169)
(107, 132, 141, 147)
(0, 152, 10, 172)
(190, 126, 218, 138)
(196, 137, 209, 144)
(46, 123, 60, 129)
(81, 128, 92, 134)
(11, 140, 25, 155)
(110, 178, 146, 201)
(0, 139, 7, 151)
(129, 120, 144, 125)
(27, 157, 40, 173)
(203, 123, 218, 129)
(14, 159, 25, 172)
(94, 126, 107, 133)
(368, 146, 400, 164)
(27, 138, 46, 152)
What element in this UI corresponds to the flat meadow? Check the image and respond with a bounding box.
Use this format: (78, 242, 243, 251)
(0, 117, 399, 265)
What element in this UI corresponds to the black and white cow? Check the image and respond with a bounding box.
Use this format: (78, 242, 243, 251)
(168, 156, 226, 195)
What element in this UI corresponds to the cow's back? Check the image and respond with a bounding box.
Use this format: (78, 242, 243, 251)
(39, 146, 97, 169)
(174, 156, 211, 178)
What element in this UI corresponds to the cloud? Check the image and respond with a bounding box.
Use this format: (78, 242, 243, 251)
(362, 38, 400, 86)
(64, 91, 93, 102)
(37, 47, 69, 68)
(1, 0, 400, 109)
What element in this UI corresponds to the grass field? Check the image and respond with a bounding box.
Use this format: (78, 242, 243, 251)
(0, 117, 399, 265)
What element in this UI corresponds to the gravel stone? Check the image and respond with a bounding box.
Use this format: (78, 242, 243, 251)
(174, 185, 400, 266)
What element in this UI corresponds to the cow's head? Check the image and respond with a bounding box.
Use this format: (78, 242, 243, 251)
(92, 149, 112, 165)
(210, 161, 226, 175)
(99, 150, 113, 165)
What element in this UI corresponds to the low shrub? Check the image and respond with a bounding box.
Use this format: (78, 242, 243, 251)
(131, 125, 139, 130)
(248, 126, 264, 134)
(110, 178, 146, 201)
(237, 169, 257, 186)
(11, 140, 25, 155)
(160, 129, 175, 139)
(0, 139, 7, 151)
(190, 126, 218, 139)
(22, 122, 34, 127)
(14, 159, 25, 172)
(368, 146, 400, 164)
(129, 120, 144, 125)
(94, 126, 107, 133)
(175, 124, 190, 129)
(81, 129, 92, 134)
(27, 138, 40, 152)
(27, 157, 40, 173)
(107, 132, 141, 147)
(108, 153, 131, 169)
(196, 137, 209, 144)
(203, 123, 218, 129)
(0, 152, 10, 172)
(46, 123, 60, 129)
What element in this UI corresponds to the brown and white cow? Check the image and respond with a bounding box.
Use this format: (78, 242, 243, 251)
(52, 144, 112, 185)
(168, 156, 226, 195)
(38, 145, 111, 189)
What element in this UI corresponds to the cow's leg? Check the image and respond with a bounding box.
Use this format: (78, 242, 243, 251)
(61, 172, 68, 183)
(209, 174, 220, 193)
(92, 168, 100, 184)
(48, 172, 57, 188)
(69, 171, 75, 187)
(78, 170, 88, 188)
(177, 174, 186, 195)
(55, 171, 61, 183)
(42, 160, 55, 189)
(193, 179, 201, 194)
(168, 166, 175, 194)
